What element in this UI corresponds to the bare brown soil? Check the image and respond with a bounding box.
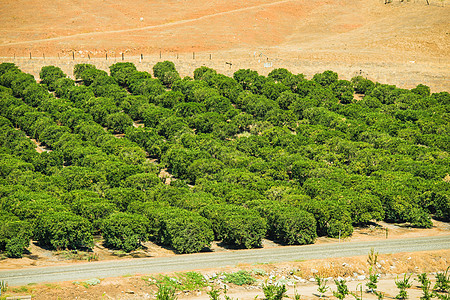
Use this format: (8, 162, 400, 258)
(0, 0, 449, 91)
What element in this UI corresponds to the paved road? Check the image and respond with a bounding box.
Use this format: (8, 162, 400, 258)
(1, 235, 449, 286)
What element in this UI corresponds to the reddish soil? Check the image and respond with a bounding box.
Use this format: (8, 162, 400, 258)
(0, 0, 449, 91)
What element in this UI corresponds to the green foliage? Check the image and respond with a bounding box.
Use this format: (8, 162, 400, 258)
(262, 283, 287, 300)
(34, 212, 94, 250)
(151, 272, 208, 291)
(156, 284, 178, 300)
(153, 61, 180, 87)
(39, 66, 66, 91)
(333, 279, 349, 300)
(200, 204, 267, 249)
(74, 64, 96, 79)
(0, 214, 32, 258)
(434, 267, 450, 293)
(105, 112, 133, 133)
(207, 287, 221, 300)
(159, 208, 214, 254)
(417, 273, 433, 300)
(255, 204, 317, 245)
(101, 212, 149, 252)
(109, 62, 137, 87)
(0, 63, 448, 259)
(315, 274, 329, 297)
(366, 273, 379, 293)
(313, 70, 338, 87)
(223, 271, 255, 286)
(395, 273, 412, 300)
(0, 280, 7, 293)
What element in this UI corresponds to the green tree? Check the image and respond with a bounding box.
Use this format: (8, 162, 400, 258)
(34, 212, 94, 250)
(101, 212, 150, 252)
(39, 66, 66, 91)
(0, 214, 32, 258)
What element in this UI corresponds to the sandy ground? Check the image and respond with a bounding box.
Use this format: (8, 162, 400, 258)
(0, 0, 449, 91)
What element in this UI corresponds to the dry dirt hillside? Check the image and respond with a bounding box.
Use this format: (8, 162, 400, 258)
(0, 0, 449, 90)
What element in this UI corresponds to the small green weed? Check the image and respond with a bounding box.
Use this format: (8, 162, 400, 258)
(262, 283, 287, 300)
(314, 274, 329, 298)
(156, 284, 177, 300)
(207, 287, 221, 300)
(252, 268, 267, 276)
(0, 281, 7, 293)
(223, 270, 255, 286)
(434, 267, 450, 293)
(395, 273, 412, 300)
(333, 279, 349, 300)
(151, 272, 208, 291)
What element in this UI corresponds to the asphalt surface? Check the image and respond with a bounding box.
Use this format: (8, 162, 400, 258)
(1, 235, 449, 286)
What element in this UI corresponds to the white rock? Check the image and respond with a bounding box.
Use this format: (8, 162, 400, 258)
(357, 275, 366, 281)
(311, 268, 319, 273)
(293, 275, 302, 281)
(309, 278, 316, 282)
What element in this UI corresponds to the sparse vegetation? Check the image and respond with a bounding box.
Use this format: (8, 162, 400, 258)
(333, 279, 350, 300)
(434, 267, 450, 293)
(395, 273, 412, 299)
(223, 271, 256, 286)
(150, 272, 208, 291)
(262, 283, 287, 300)
(315, 274, 329, 298)
(156, 284, 178, 300)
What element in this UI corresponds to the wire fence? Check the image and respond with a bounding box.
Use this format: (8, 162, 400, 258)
(1, 50, 448, 92)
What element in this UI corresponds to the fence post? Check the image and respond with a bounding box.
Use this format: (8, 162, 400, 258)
(122, 53, 124, 61)
(160, 51, 162, 59)
(210, 54, 212, 60)
(30, 52, 31, 59)
(72, 52, 75, 60)
(193, 52, 195, 59)
(88, 53, 90, 60)
(43, 53, 45, 60)
(106, 53, 108, 60)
